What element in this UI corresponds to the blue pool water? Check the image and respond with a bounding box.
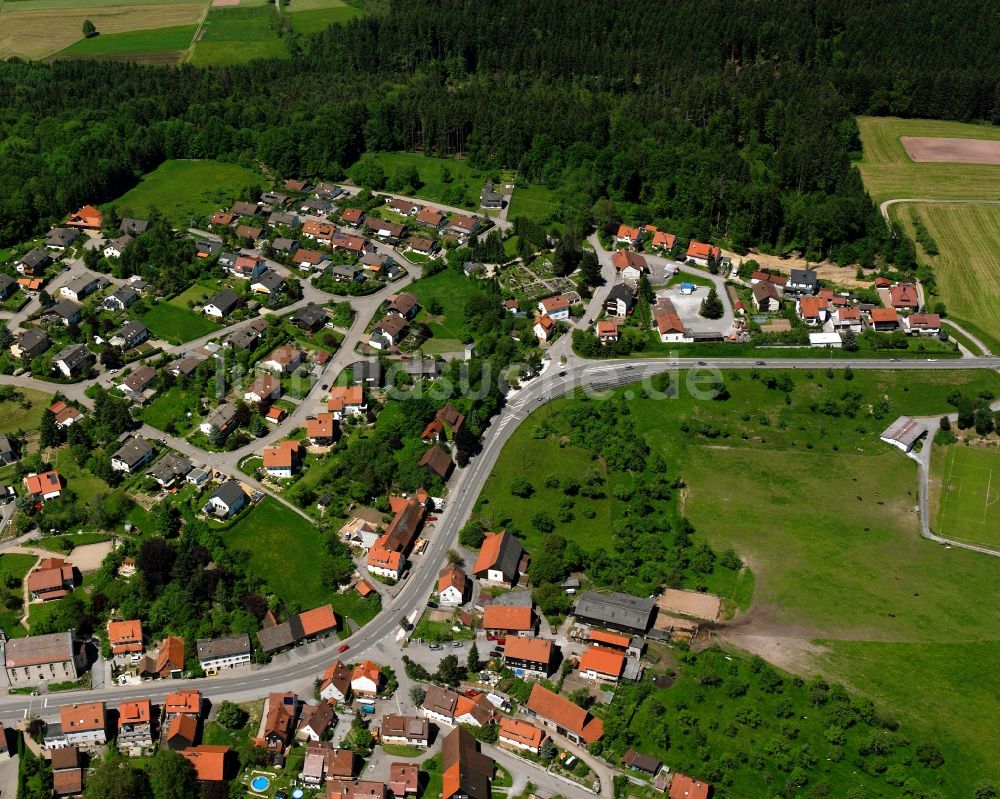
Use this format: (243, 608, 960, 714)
(292, 791, 304, 799)
(251, 776, 271, 792)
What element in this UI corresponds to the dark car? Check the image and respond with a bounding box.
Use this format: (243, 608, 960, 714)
(755, 360, 766, 365)
(697, 361, 707, 366)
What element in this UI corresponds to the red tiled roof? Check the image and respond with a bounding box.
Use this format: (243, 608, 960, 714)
(482, 604, 533, 632)
(307, 413, 336, 440)
(499, 717, 544, 748)
(889, 283, 919, 307)
(263, 440, 300, 469)
(579, 645, 625, 678)
(182, 745, 229, 781)
(589, 629, 630, 649)
(526, 684, 603, 743)
(298, 604, 337, 637)
(107, 619, 142, 652)
(686, 241, 720, 260)
(616, 224, 641, 241)
(669, 774, 711, 799)
(871, 307, 898, 324)
(367, 537, 402, 572)
(165, 690, 201, 716)
(60, 702, 105, 733)
(472, 531, 507, 573)
(118, 699, 152, 727)
(341, 208, 364, 223)
(23, 470, 61, 496)
(611, 249, 647, 271)
(328, 385, 364, 413)
(540, 295, 570, 313)
(503, 636, 552, 664)
(651, 230, 676, 249)
(798, 296, 827, 318)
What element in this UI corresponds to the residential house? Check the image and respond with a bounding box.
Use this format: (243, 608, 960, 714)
(11, 328, 50, 360)
(60, 275, 100, 302)
(622, 750, 662, 776)
(291, 303, 327, 331)
(502, 637, 555, 679)
(251, 269, 285, 295)
(297, 701, 337, 742)
(340, 207, 366, 227)
(102, 235, 133, 259)
(499, 718, 545, 754)
(319, 659, 352, 703)
(196, 634, 252, 673)
(46, 703, 107, 749)
(256, 604, 338, 655)
(874, 276, 892, 288)
(905, 312, 941, 335)
(330, 781, 386, 799)
(104, 285, 138, 311)
(350, 661, 382, 700)
(285, 178, 311, 193)
(786, 268, 819, 296)
(832, 306, 862, 333)
(382, 496, 424, 553)
(263, 440, 302, 479)
(441, 726, 493, 799)
(407, 236, 439, 256)
(110, 320, 149, 349)
(182, 746, 230, 784)
(0, 273, 15, 301)
(389, 198, 420, 216)
(419, 444, 453, 480)
(199, 403, 238, 437)
(669, 774, 712, 799)
(380, 715, 430, 748)
(871, 307, 899, 331)
(390, 762, 420, 796)
(538, 295, 571, 321)
(307, 413, 337, 446)
(796, 296, 828, 326)
(751, 282, 781, 312)
(48, 400, 82, 428)
(533, 314, 555, 343)
(365, 217, 406, 241)
(0, 435, 17, 466)
(605, 284, 636, 317)
(579, 645, 626, 682)
(261, 344, 302, 373)
(750, 271, 787, 288)
(573, 591, 656, 635)
(325, 264, 362, 283)
(231, 201, 260, 217)
(615, 225, 642, 248)
(889, 283, 920, 311)
(327, 385, 367, 420)
(66, 205, 102, 231)
(119, 218, 149, 236)
(367, 536, 404, 580)
(23, 471, 63, 503)
(4, 632, 86, 686)
(231, 254, 265, 279)
(482, 605, 535, 638)
(117, 699, 154, 749)
(138, 635, 185, 679)
(120, 365, 157, 400)
(45, 227, 79, 250)
(611, 249, 647, 281)
(446, 214, 481, 238)
(653, 300, 690, 343)
(420, 685, 494, 728)
(597, 320, 620, 343)
(47, 299, 82, 326)
(524, 684, 603, 746)
(26, 557, 75, 600)
(165, 714, 198, 751)
(50, 746, 84, 796)
(224, 318, 268, 350)
(472, 531, 526, 587)
(268, 211, 299, 229)
(649, 229, 677, 251)
(210, 212, 236, 227)
(203, 289, 241, 319)
(244, 374, 281, 406)
(258, 692, 299, 751)
(437, 564, 468, 607)
(203, 480, 248, 519)
(270, 237, 298, 256)
(262, 191, 290, 208)
(353, 361, 383, 386)
(368, 315, 407, 350)
(388, 292, 419, 319)
(416, 207, 446, 229)
(480, 183, 504, 210)
(19, 248, 53, 277)
(106, 619, 143, 664)
(685, 241, 721, 266)
(302, 220, 335, 243)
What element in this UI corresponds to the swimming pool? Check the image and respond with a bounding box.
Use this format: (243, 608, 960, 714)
(250, 775, 271, 792)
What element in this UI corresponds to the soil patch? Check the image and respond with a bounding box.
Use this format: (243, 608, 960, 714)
(901, 136, 1000, 165)
(723, 248, 869, 289)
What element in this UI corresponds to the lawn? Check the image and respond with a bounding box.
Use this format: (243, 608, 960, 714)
(140, 385, 202, 434)
(0, 387, 52, 435)
(855, 116, 1000, 204)
(889, 202, 1000, 353)
(0, 1, 202, 60)
(407, 269, 475, 347)
(287, 0, 365, 35)
(55, 23, 196, 59)
(358, 152, 486, 210)
(187, 5, 288, 67)
(0, 554, 38, 638)
(481, 367, 1000, 791)
(110, 159, 265, 225)
(53, 448, 111, 507)
(139, 302, 219, 344)
(507, 183, 559, 222)
(931, 443, 1000, 548)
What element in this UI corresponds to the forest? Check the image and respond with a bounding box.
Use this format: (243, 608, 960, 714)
(1, 0, 998, 262)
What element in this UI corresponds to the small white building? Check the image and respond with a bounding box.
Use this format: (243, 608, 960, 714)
(808, 332, 842, 348)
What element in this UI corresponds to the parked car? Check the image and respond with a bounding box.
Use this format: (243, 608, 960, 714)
(451, 641, 464, 648)
(429, 643, 443, 651)
(338, 643, 350, 654)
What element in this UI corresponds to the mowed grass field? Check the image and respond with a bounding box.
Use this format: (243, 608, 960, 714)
(0, 0, 204, 61)
(482, 367, 1000, 792)
(856, 116, 1000, 204)
(139, 302, 219, 344)
(506, 183, 559, 222)
(360, 152, 486, 210)
(110, 159, 264, 224)
(187, 5, 288, 67)
(54, 23, 197, 62)
(890, 202, 1000, 353)
(286, 0, 364, 35)
(932, 444, 1000, 547)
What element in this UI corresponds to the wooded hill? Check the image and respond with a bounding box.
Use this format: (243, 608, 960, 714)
(1, 0, 997, 264)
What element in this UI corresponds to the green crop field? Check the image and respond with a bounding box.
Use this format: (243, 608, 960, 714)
(55, 23, 196, 60)
(933, 444, 1000, 547)
(481, 367, 1000, 792)
(890, 202, 1000, 353)
(856, 116, 1000, 204)
(110, 159, 264, 225)
(139, 302, 219, 344)
(286, 0, 364, 34)
(187, 5, 288, 67)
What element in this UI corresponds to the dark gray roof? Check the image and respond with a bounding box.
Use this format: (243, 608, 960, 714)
(195, 239, 222, 256)
(253, 269, 285, 292)
(359, 252, 391, 268)
(353, 361, 382, 384)
(112, 437, 154, 468)
(113, 320, 147, 344)
(17, 328, 50, 354)
(573, 591, 656, 633)
(292, 304, 326, 328)
(204, 403, 237, 429)
(64, 275, 99, 298)
(106, 234, 133, 253)
(45, 228, 78, 248)
(268, 211, 299, 227)
(326, 264, 360, 278)
(119, 218, 149, 235)
(0, 273, 15, 292)
(54, 343, 91, 370)
(210, 479, 247, 508)
(789, 268, 818, 285)
(207, 289, 240, 314)
(606, 284, 635, 304)
(475, 532, 524, 582)
(49, 299, 81, 319)
(147, 453, 192, 483)
(20, 248, 50, 269)
(271, 237, 297, 253)
(401, 359, 439, 377)
(106, 285, 138, 308)
(196, 633, 251, 662)
(257, 617, 305, 653)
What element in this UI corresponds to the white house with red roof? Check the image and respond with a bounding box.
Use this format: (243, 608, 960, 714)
(615, 224, 641, 248)
(685, 241, 721, 266)
(538, 295, 570, 321)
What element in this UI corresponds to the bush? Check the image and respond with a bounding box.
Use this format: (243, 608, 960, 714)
(215, 700, 248, 730)
(510, 477, 534, 498)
